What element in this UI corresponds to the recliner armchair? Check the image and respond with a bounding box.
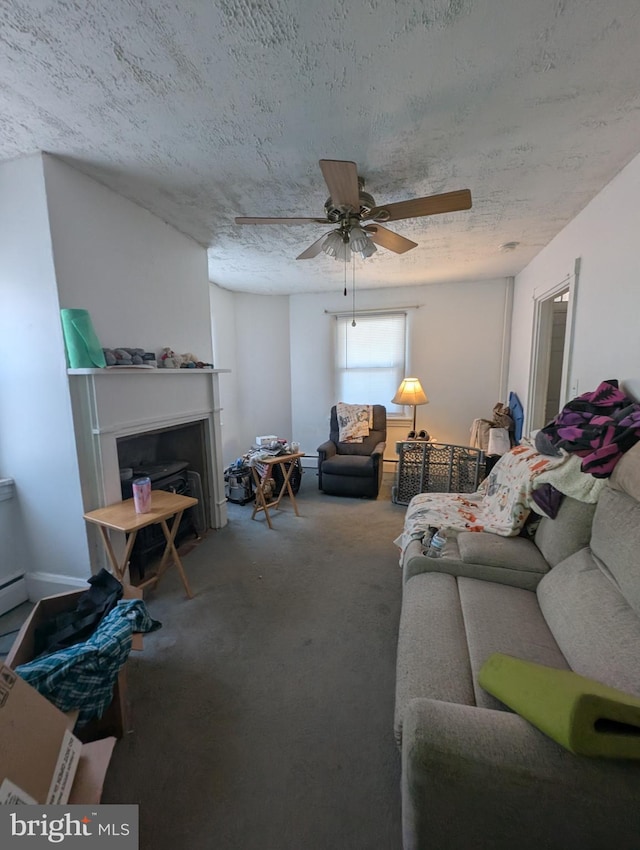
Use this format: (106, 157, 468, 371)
(317, 404, 387, 498)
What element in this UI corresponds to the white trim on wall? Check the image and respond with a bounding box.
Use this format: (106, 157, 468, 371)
(498, 277, 514, 403)
(26, 572, 89, 602)
(526, 261, 579, 433)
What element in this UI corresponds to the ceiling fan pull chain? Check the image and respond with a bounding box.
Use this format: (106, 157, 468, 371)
(352, 260, 357, 327)
(343, 253, 347, 297)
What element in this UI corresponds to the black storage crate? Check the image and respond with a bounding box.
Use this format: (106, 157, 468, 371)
(392, 441, 484, 505)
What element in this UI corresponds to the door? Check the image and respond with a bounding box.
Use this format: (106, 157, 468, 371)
(544, 292, 569, 423)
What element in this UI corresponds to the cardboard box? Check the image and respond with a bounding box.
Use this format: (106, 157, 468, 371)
(1, 581, 144, 805)
(0, 664, 116, 805)
(68, 737, 117, 804)
(5, 583, 143, 742)
(0, 664, 82, 804)
(255, 434, 279, 446)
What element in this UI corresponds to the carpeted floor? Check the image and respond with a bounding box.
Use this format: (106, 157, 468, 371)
(102, 472, 408, 850)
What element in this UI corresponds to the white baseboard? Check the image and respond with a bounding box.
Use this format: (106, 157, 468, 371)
(0, 575, 28, 616)
(26, 571, 90, 602)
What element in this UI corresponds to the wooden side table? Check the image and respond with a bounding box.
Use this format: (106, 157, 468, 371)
(84, 490, 198, 598)
(250, 452, 304, 529)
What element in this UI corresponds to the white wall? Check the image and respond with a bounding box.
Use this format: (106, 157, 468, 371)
(43, 156, 212, 362)
(0, 154, 89, 588)
(0, 154, 218, 598)
(210, 283, 241, 463)
(210, 286, 292, 466)
(290, 279, 512, 460)
(508, 150, 640, 409)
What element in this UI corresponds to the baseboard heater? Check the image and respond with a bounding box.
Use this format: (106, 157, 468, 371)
(0, 572, 28, 617)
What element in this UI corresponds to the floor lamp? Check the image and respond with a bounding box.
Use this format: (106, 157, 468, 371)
(392, 377, 429, 437)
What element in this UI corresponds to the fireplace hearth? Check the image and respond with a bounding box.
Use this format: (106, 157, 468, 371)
(68, 367, 229, 575)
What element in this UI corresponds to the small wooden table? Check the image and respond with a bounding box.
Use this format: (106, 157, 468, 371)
(250, 452, 304, 529)
(84, 490, 198, 598)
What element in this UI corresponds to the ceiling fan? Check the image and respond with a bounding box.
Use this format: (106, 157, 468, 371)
(235, 159, 472, 261)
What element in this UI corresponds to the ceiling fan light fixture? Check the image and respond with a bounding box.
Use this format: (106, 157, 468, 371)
(333, 237, 351, 263)
(322, 230, 344, 258)
(359, 238, 377, 259)
(348, 224, 369, 253)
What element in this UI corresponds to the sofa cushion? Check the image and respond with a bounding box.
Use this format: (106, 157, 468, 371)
(321, 454, 375, 477)
(591, 481, 640, 618)
(457, 577, 569, 710)
(533, 496, 596, 567)
(610, 440, 640, 501)
(457, 532, 549, 573)
(405, 535, 548, 591)
(394, 573, 475, 744)
(537, 548, 640, 698)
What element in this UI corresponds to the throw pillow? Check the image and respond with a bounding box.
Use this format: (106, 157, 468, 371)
(478, 653, 640, 758)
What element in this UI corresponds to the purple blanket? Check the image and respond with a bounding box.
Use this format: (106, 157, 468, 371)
(538, 380, 640, 477)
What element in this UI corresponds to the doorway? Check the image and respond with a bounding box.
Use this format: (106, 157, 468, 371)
(527, 264, 579, 433)
(544, 290, 569, 423)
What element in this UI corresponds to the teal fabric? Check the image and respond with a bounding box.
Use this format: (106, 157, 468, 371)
(60, 308, 106, 368)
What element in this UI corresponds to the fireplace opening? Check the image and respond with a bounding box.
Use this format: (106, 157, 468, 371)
(116, 420, 211, 583)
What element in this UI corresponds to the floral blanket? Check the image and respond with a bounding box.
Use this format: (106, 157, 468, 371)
(336, 402, 373, 443)
(395, 442, 568, 557)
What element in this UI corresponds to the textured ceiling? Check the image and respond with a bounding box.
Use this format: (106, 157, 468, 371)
(2, 0, 640, 294)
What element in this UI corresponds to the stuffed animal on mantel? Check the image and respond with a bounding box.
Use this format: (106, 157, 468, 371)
(160, 348, 213, 369)
(179, 352, 199, 369)
(160, 347, 180, 368)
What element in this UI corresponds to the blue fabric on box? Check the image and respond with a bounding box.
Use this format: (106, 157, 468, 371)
(16, 599, 161, 727)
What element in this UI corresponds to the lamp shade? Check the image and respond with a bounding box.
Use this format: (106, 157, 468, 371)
(392, 377, 429, 407)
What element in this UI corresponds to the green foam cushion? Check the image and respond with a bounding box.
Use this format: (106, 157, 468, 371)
(479, 653, 640, 758)
(60, 308, 106, 368)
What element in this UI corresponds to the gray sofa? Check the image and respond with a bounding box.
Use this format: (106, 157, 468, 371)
(395, 441, 640, 850)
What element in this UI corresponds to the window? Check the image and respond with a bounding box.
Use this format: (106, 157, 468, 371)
(334, 312, 406, 413)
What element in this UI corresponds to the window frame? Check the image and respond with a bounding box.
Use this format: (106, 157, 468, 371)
(333, 310, 408, 418)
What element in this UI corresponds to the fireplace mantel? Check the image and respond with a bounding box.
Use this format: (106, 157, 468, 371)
(68, 368, 230, 562)
(68, 367, 226, 375)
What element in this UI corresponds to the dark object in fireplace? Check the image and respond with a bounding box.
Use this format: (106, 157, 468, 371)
(121, 460, 198, 584)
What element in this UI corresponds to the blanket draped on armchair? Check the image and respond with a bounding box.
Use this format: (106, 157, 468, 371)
(335, 402, 373, 443)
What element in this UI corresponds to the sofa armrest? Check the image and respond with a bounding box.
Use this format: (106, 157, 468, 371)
(402, 698, 640, 850)
(317, 440, 337, 461)
(371, 440, 386, 458)
(317, 440, 336, 490)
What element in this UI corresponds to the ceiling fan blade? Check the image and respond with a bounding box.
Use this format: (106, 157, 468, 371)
(296, 233, 329, 260)
(235, 216, 329, 225)
(367, 189, 472, 222)
(364, 224, 417, 254)
(319, 160, 360, 211)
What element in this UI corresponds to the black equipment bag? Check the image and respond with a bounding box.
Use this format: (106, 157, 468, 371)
(272, 458, 303, 495)
(33, 568, 124, 657)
